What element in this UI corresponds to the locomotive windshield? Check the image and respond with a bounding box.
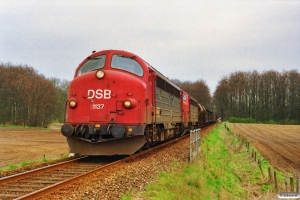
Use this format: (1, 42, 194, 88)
(111, 55, 143, 76)
(77, 55, 106, 76)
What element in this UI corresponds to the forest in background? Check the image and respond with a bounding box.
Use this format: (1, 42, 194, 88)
(1, 63, 299, 126)
(213, 70, 300, 124)
(0, 63, 68, 127)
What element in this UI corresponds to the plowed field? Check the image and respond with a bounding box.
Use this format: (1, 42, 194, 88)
(230, 123, 300, 175)
(0, 125, 69, 168)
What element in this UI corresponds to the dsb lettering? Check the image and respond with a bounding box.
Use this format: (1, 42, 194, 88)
(87, 89, 111, 99)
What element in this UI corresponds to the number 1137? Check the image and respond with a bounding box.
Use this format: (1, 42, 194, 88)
(92, 104, 104, 109)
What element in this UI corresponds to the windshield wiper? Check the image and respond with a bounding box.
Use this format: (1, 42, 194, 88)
(87, 57, 102, 60)
(117, 55, 136, 60)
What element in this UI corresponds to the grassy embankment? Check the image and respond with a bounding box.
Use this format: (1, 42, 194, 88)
(123, 123, 281, 199)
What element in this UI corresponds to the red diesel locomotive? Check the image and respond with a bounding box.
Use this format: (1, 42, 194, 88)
(61, 50, 216, 155)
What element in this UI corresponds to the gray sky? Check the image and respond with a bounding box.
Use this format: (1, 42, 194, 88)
(1, 0, 299, 94)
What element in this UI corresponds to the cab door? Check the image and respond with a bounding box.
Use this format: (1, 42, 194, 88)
(180, 90, 189, 123)
(147, 69, 156, 124)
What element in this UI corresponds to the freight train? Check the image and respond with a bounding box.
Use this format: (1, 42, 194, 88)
(61, 50, 217, 155)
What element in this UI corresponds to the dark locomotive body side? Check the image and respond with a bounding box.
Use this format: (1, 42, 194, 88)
(61, 50, 217, 155)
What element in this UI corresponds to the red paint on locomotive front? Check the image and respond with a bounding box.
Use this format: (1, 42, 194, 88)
(67, 70, 148, 125)
(62, 50, 155, 155)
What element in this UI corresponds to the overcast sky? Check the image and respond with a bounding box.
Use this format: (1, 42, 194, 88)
(1, 0, 299, 94)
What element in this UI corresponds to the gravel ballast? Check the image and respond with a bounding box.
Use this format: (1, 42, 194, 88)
(40, 137, 191, 200)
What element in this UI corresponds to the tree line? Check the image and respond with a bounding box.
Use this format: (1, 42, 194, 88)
(0, 63, 68, 127)
(213, 70, 300, 124)
(171, 78, 213, 110)
(4, 62, 298, 127)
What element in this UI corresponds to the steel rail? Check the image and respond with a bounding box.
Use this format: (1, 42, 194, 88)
(0, 156, 87, 185)
(16, 134, 191, 199)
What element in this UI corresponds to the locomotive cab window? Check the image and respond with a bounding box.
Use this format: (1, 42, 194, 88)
(77, 55, 106, 76)
(111, 55, 143, 76)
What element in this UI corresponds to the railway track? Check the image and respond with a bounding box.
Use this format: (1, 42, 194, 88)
(0, 124, 215, 199)
(0, 156, 120, 199)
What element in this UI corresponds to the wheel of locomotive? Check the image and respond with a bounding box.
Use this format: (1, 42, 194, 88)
(144, 124, 153, 148)
(152, 125, 161, 145)
(144, 139, 151, 149)
(169, 129, 175, 140)
(175, 124, 183, 138)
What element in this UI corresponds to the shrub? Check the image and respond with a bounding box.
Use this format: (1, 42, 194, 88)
(266, 119, 277, 124)
(228, 117, 255, 123)
(285, 119, 298, 125)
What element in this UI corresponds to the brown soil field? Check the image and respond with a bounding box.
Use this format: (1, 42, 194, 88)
(0, 125, 69, 168)
(230, 123, 300, 175)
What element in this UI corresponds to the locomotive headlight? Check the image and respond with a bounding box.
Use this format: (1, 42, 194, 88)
(95, 70, 105, 79)
(123, 100, 132, 108)
(123, 98, 137, 109)
(69, 99, 77, 108)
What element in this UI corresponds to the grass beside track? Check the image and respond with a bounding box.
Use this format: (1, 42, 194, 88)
(0, 124, 47, 129)
(0, 154, 69, 173)
(123, 123, 277, 199)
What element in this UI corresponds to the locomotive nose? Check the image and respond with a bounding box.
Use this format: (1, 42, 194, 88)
(61, 123, 74, 137)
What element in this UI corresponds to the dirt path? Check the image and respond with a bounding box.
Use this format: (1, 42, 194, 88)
(230, 123, 300, 175)
(0, 127, 69, 168)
